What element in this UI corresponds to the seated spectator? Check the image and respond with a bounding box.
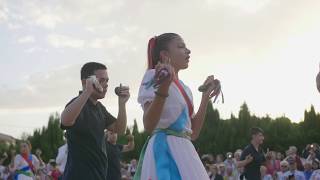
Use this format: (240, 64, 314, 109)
(266, 151, 280, 176)
(234, 150, 242, 162)
(283, 156, 306, 180)
(304, 161, 313, 180)
(275, 160, 289, 180)
(288, 146, 304, 171)
(307, 148, 320, 166)
(276, 152, 284, 161)
(261, 165, 272, 180)
(218, 163, 226, 177)
(48, 160, 62, 180)
(233, 150, 242, 178)
(224, 166, 236, 180)
(224, 152, 236, 171)
(310, 169, 320, 180)
(127, 159, 137, 177)
(209, 164, 223, 180)
(0, 163, 6, 179)
(216, 154, 224, 164)
(313, 160, 320, 171)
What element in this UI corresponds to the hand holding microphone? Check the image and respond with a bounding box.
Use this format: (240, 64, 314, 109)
(115, 83, 130, 104)
(153, 57, 174, 89)
(199, 75, 224, 103)
(86, 75, 103, 93)
(115, 84, 129, 97)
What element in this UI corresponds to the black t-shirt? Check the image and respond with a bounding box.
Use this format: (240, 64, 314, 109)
(240, 144, 266, 180)
(106, 142, 123, 180)
(61, 96, 116, 180)
(210, 174, 223, 180)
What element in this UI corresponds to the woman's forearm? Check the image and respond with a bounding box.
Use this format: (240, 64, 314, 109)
(191, 95, 210, 140)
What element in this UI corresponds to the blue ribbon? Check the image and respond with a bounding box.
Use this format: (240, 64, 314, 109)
(152, 108, 190, 180)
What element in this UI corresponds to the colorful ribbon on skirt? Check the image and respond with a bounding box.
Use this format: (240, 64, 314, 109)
(133, 128, 191, 180)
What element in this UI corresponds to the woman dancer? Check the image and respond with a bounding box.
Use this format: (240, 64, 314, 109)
(134, 33, 220, 180)
(13, 141, 39, 180)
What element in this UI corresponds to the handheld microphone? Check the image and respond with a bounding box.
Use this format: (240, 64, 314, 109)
(114, 84, 123, 96)
(89, 75, 103, 92)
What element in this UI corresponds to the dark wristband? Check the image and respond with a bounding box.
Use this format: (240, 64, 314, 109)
(155, 91, 169, 98)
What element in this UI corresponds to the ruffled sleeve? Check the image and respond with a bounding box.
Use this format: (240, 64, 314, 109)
(137, 69, 156, 109)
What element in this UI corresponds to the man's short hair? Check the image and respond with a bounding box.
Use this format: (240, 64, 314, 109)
(80, 62, 107, 80)
(251, 127, 264, 136)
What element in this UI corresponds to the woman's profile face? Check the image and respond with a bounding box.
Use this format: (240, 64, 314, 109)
(164, 36, 191, 71)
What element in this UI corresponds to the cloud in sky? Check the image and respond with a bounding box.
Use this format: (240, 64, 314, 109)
(17, 36, 35, 44)
(1, 0, 320, 137)
(47, 34, 85, 48)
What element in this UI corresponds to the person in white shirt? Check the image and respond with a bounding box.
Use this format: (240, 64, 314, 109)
(13, 141, 40, 180)
(261, 165, 272, 180)
(55, 143, 68, 174)
(311, 169, 320, 180)
(134, 33, 221, 180)
(275, 160, 289, 180)
(283, 156, 306, 180)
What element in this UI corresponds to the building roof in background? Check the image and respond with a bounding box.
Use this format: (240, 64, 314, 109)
(0, 132, 16, 144)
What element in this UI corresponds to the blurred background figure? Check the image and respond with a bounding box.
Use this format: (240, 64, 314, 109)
(287, 146, 304, 171)
(265, 151, 280, 177)
(282, 156, 306, 179)
(47, 160, 62, 180)
(260, 165, 272, 180)
(208, 164, 223, 180)
(55, 136, 68, 180)
(303, 161, 313, 180)
(13, 141, 40, 180)
(275, 160, 289, 180)
(127, 159, 137, 177)
(106, 130, 134, 180)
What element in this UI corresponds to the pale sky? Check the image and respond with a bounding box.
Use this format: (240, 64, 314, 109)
(1, 0, 320, 138)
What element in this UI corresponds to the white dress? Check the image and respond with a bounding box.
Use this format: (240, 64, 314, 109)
(14, 154, 39, 180)
(135, 69, 209, 180)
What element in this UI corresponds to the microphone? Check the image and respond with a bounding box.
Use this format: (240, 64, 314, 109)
(115, 84, 123, 96)
(89, 75, 103, 92)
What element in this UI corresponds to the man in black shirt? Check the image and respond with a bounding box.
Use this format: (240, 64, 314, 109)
(106, 131, 134, 180)
(237, 127, 266, 180)
(61, 62, 130, 180)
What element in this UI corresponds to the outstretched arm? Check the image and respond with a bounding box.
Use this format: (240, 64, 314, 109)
(191, 76, 220, 140)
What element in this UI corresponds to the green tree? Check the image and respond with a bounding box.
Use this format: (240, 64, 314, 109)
(27, 113, 64, 162)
